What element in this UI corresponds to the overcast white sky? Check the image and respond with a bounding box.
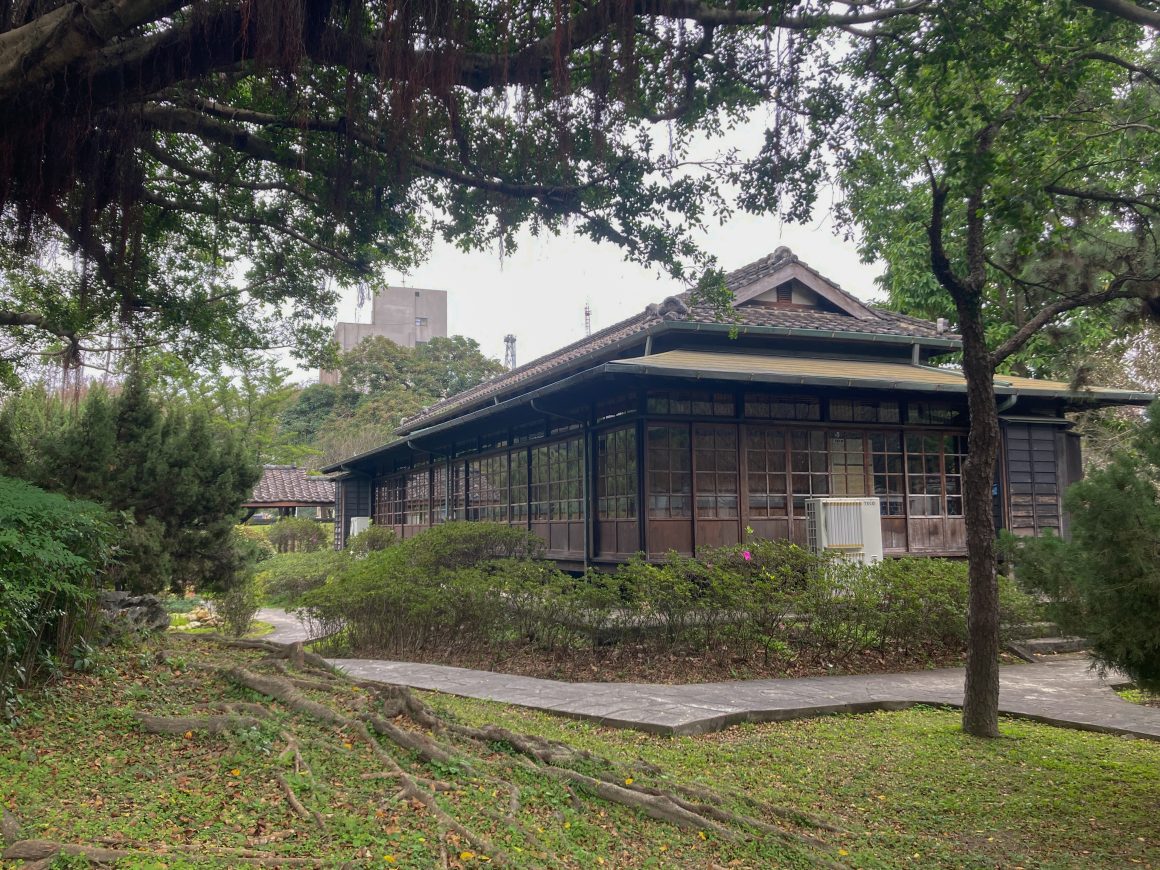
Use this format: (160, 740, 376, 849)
(320, 211, 884, 377)
(307, 113, 886, 382)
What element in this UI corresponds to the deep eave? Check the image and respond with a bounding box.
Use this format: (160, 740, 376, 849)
(392, 319, 963, 437)
(321, 350, 1152, 474)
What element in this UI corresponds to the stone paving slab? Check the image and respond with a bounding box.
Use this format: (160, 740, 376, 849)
(252, 609, 1160, 739)
(255, 607, 312, 644)
(327, 656, 1160, 739)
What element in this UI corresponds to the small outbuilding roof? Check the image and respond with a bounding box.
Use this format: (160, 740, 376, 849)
(244, 465, 335, 508)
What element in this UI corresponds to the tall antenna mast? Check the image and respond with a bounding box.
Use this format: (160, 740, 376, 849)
(584, 301, 592, 337)
(503, 334, 517, 370)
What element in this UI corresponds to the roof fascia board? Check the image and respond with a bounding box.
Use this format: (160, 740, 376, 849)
(392, 328, 655, 436)
(321, 365, 616, 472)
(602, 360, 1154, 405)
(664, 320, 962, 349)
(731, 261, 878, 320)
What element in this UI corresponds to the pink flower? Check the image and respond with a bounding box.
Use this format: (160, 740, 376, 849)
(742, 550, 752, 561)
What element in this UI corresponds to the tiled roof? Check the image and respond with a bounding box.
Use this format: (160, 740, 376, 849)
(245, 465, 335, 506)
(397, 248, 953, 433)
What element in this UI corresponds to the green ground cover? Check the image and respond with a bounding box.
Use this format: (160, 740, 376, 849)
(0, 635, 1155, 869)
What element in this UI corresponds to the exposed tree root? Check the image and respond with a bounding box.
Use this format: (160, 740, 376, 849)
(0, 806, 21, 844)
(135, 712, 263, 735)
(1, 839, 326, 866)
(279, 729, 314, 780)
(138, 636, 848, 867)
(275, 771, 326, 830)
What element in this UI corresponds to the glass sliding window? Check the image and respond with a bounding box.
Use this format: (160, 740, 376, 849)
(647, 424, 692, 518)
(509, 448, 528, 523)
(829, 399, 901, 423)
(870, 432, 905, 516)
(944, 434, 967, 517)
(694, 424, 739, 518)
(405, 469, 430, 526)
(597, 426, 637, 520)
(829, 431, 868, 496)
(548, 437, 584, 521)
(744, 394, 821, 421)
(746, 426, 788, 518)
(789, 430, 829, 513)
(905, 434, 946, 516)
(431, 465, 448, 523)
(529, 445, 550, 521)
(374, 475, 405, 526)
(647, 390, 733, 416)
(467, 455, 508, 522)
(908, 402, 966, 425)
(449, 462, 466, 521)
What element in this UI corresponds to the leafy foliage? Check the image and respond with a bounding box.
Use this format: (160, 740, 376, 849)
(299, 523, 1038, 665)
(1008, 404, 1160, 691)
(258, 549, 351, 606)
(265, 517, 330, 554)
(1, 0, 893, 369)
(284, 335, 504, 466)
(0, 475, 116, 720)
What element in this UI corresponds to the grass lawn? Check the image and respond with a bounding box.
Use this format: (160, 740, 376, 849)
(0, 634, 1155, 869)
(168, 618, 276, 638)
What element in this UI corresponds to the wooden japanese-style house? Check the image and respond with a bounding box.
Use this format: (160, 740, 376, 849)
(324, 248, 1150, 567)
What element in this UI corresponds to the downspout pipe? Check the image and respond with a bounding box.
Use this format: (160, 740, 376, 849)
(996, 394, 1018, 414)
(529, 398, 591, 570)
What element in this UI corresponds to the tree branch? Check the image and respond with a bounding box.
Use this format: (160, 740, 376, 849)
(924, 162, 969, 300)
(1046, 183, 1160, 213)
(1076, 0, 1160, 29)
(990, 275, 1160, 366)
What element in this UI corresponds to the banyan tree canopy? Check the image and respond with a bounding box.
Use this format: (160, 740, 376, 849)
(0, 0, 928, 370)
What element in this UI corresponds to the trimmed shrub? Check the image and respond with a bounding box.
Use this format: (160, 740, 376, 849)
(345, 524, 397, 557)
(397, 521, 545, 572)
(297, 517, 1039, 667)
(266, 517, 329, 553)
(259, 550, 350, 605)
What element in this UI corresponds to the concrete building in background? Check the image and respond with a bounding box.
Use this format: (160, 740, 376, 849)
(320, 287, 448, 384)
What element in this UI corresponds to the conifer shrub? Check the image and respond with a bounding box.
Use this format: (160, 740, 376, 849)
(1009, 404, 1160, 691)
(0, 373, 259, 594)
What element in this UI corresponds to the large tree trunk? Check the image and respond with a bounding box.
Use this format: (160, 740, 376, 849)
(956, 296, 1002, 738)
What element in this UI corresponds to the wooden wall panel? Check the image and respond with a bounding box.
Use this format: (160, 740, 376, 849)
(648, 519, 693, 556)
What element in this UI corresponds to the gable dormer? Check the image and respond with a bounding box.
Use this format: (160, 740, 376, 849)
(729, 246, 879, 321)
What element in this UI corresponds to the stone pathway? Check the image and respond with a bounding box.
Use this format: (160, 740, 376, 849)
(255, 607, 312, 644)
(256, 609, 1160, 739)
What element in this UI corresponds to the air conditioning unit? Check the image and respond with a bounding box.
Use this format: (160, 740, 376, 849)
(805, 498, 884, 564)
(349, 516, 372, 538)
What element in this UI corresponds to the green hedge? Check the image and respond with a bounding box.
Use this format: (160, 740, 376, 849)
(299, 522, 1040, 663)
(0, 476, 116, 720)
